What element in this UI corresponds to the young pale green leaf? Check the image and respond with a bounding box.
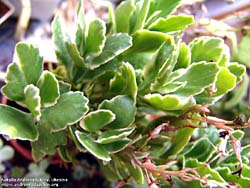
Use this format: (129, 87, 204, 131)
(96, 127, 135, 144)
(40, 91, 89, 132)
(65, 42, 85, 68)
(0, 105, 38, 141)
(237, 36, 250, 68)
(99, 95, 136, 128)
(160, 128, 194, 158)
(85, 18, 106, 56)
(37, 71, 60, 107)
(24, 85, 41, 120)
(88, 33, 132, 69)
(15, 42, 43, 85)
(75, 131, 111, 162)
(127, 30, 172, 53)
(52, 16, 74, 79)
(214, 68, 236, 96)
(132, 0, 150, 32)
(75, 3, 85, 56)
(156, 82, 186, 94)
(144, 94, 195, 111)
(190, 37, 224, 63)
(172, 62, 219, 96)
(110, 62, 138, 100)
(145, 0, 182, 27)
(175, 42, 191, 70)
(149, 15, 194, 33)
(228, 62, 246, 82)
(80, 109, 116, 132)
(185, 137, 216, 162)
(31, 125, 66, 162)
(1, 63, 26, 101)
(103, 139, 131, 154)
(115, 0, 134, 33)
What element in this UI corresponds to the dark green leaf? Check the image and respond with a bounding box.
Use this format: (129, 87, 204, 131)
(80, 109, 115, 132)
(0, 105, 38, 141)
(99, 95, 136, 128)
(40, 91, 89, 132)
(85, 19, 106, 56)
(15, 42, 43, 84)
(75, 131, 111, 161)
(37, 71, 60, 107)
(31, 126, 66, 161)
(88, 33, 132, 69)
(1, 63, 26, 101)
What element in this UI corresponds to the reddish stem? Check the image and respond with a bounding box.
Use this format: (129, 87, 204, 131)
(9, 140, 33, 161)
(1, 96, 8, 104)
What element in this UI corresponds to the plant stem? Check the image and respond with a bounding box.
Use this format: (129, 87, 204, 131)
(9, 140, 33, 161)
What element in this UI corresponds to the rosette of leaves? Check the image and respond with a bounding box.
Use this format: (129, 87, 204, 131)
(0, 0, 248, 187)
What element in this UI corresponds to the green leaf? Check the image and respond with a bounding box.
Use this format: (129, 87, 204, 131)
(24, 85, 41, 120)
(96, 127, 135, 144)
(217, 166, 250, 188)
(103, 139, 131, 154)
(31, 126, 66, 161)
(88, 33, 132, 69)
(75, 131, 111, 161)
(52, 16, 74, 79)
(80, 109, 116, 132)
(190, 37, 224, 63)
(186, 159, 226, 183)
(0, 105, 38, 141)
(172, 62, 219, 96)
(1, 63, 26, 101)
(75, 0, 86, 56)
(149, 15, 194, 33)
(126, 163, 145, 185)
(146, 0, 182, 27)
(160, 128, 194, 157)
(110, 62, 138, 100)
(185, 137, 216, 162)
(228, 62, 246, 82)
(65, 42, 85, 68)
(144, 94, 195, 111)
(224, 74, 249, 109)
(133, 0, 150, 32)
(175, 42, 191, 70)
(238, 36, 250, 67)
(37, 71, 60, 107)
(115, 0, 134, 33)
(99, 95, 136, 128)
(214, 68, 236, 96)
(156, 82, 186, 94)
(85, 19, 106, 56)
(142, 38, 175, 90)
(128, 30, 172, 53)
(59, 81, 71, 94)
(40, 91, 89, 132)
(15, 42, 43, 84)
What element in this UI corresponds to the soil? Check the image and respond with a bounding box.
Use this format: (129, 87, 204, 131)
(0, 1, 10, 18)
